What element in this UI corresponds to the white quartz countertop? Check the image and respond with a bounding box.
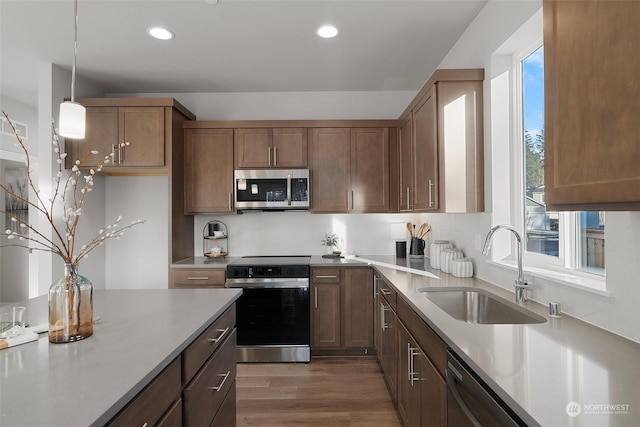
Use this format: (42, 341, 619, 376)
(170, 253, 640, 425)
(0, 289, 241, 427)
(349, 255, 639, 427)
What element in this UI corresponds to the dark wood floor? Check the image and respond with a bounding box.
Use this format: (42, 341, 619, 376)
(236, 357, 402, 427)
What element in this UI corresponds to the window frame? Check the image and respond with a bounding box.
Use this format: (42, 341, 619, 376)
(490, 37, 608, 293)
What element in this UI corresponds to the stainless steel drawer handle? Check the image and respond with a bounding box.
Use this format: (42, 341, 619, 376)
(206, 327, 230, 343)
(380, 288, 392, 296)
(208, 370, 231, 392)
(187, 276, 210, 280)
(315, 275, 338, 279)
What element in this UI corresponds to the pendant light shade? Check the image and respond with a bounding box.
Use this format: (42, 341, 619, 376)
(59, 0, 85, 139)
(59, 101, 86, 139)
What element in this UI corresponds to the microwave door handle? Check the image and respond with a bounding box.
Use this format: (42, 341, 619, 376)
(287, 174, 292, 206)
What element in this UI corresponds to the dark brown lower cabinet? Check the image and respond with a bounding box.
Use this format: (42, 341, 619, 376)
(311, 267, 374, 354)
(183, 329, 237, 427)
(375, 275, 398, 402)
(397, 303, 447, 427)
(398, 322, 422, 427)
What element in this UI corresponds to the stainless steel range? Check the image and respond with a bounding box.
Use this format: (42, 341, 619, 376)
(225, 256, 311, 363)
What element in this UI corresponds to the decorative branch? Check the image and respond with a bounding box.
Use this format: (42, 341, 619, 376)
(0, 110, 145, 264)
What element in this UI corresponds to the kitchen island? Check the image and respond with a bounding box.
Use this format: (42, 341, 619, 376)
(0, 288, 241, 426)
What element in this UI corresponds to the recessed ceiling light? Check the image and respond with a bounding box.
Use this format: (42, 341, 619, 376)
(147, 27, 175, 41)
(317, 25, 339, 39)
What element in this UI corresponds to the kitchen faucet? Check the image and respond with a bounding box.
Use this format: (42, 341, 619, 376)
(482, 224, 528, 303)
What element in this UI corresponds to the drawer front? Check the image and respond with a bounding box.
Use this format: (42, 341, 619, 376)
(378, 278, 397, 311)
(311, 267, 342, 283)
(183, 305, 236, 384)
(211, 381, 237, 427)
(157, 398, 182, 427)
(171, 268, 226, 288)
(183, 329, 237, 427)
(108, 357, 181, 427)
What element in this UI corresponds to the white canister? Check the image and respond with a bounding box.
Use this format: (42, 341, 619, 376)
(429, 240, 451, 269)
(441, 248, 464, 273)
(451, 258, 474, 278)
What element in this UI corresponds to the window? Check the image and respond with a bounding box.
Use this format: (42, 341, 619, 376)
(519, 45, 605, 276)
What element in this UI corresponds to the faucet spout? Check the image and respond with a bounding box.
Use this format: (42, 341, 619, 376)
(482, 224, 528, 303)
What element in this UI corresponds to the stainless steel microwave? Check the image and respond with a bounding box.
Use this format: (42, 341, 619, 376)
(234, 169, 310, 211)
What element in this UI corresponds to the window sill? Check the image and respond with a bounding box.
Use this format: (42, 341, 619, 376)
(487, 259, 613, 298)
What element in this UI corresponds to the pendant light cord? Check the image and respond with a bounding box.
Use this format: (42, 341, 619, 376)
(71, 0, 78, 102)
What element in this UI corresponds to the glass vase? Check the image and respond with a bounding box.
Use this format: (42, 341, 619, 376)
(49, 262, 93, 343)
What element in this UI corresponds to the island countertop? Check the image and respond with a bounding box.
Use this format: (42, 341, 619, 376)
(0, 289, 241, 427)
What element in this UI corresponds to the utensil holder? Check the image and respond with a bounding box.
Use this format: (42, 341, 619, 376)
(409, 238, 426, 258)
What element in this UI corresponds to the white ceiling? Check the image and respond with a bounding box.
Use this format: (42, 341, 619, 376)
(0, 0, 487, 107)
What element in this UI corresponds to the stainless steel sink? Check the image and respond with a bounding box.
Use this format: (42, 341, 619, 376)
(419, 287, 547, 324)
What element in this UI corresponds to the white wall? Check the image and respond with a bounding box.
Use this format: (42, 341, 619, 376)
(0, 97, 37, 302)
(194, 212, 422, 257)
(104, 176, 168, 290)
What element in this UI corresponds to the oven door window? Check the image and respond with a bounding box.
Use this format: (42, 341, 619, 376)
(236, 288, 310, 346)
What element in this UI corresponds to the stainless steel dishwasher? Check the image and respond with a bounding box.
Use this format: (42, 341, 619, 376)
(446, 350, 526, 426)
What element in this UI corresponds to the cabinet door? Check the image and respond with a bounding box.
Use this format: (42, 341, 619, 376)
(185, 128, 234, 213)
(312, 283, 341, 348)
(398, 322, 421, 427)
(234, 128, 272, 168)
(343, 268, 374, 348)
(118, 107, 165, 167)
(382, 300, 398, 401)
(437, 81, 484, 213)
(413, 88, 439, 212)
(398, 115, 414, 212)
(544, 0, 640, 209)
(310, 128, 351, 212)
(418, 352, 447, 427)
(66, 106, 118, 169)
(273, 127, 308, 168)
(351, 128, 390, 213)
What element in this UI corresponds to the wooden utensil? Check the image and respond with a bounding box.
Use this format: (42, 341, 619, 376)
(417, 223, 426, 238)
(419, 223, 431, 239)
(406, 222, 413, 237)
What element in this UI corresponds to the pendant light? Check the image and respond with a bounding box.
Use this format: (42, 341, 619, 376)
(59, 0, 86, 139)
